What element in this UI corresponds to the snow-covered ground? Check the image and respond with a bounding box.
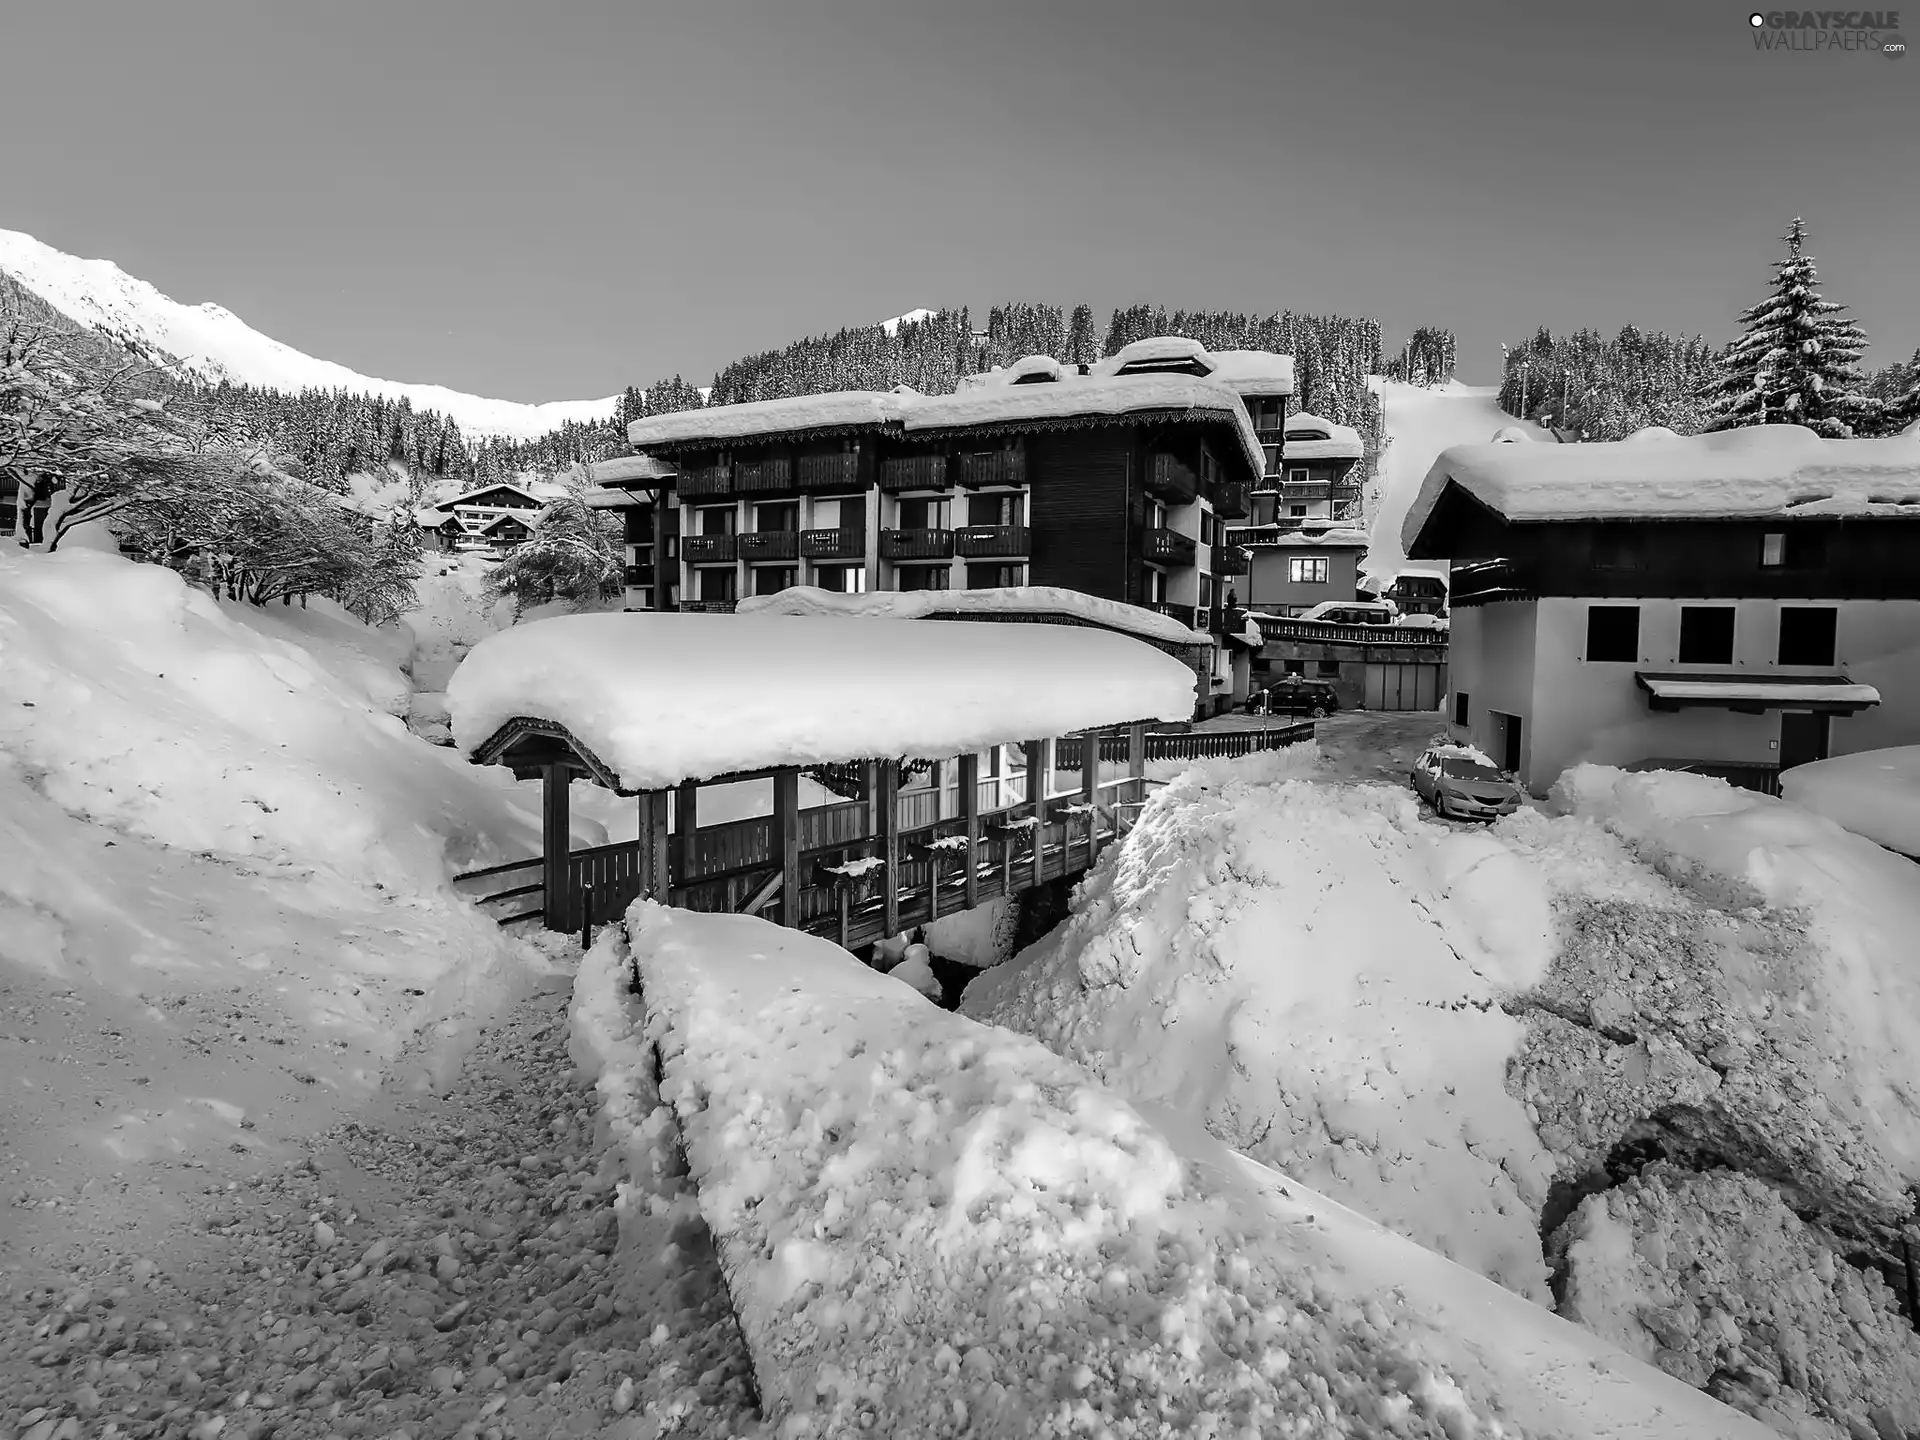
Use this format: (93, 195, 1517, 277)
(1779, 745, 1920, 858)
(965, 748, 1920, 1439)
(0, 228, 619, 440)
(1363, 380, 1549, 588)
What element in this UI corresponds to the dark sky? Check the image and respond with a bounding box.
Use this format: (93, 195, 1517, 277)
(3, 0, 1913, 396)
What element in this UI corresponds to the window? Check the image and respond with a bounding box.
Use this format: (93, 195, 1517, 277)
(752, 565, 796, 596)
(696, 506, 734, 536)
(1289, 505, 1309, 518)
(966, 563, 1024, 588)
(753, 501, 798, 533)
(1287, 468, 1309, 485)
(1759, 531, 1786, 568)
(1585, 605, 1640, 662)
(1288, 557, 1329, 584)
(1252, 494, 1277, 525)
(1452, 692, 1470, 726)
(967, 492, 1024, 527)
(897, 496, 951, 530)
(1677, 606, 1736, 664)
(1146, 568, 1167, 604)
(695, 567, 736, 602)
(1777, 607, 1837, 666)
(1148, 500, 1168, 530)
(1589, 524, 1643, 571)
(813, 564, 866, 594)
(1200, 575, 1214, 608)
(1284, 660, 1305, 675)
(1263, 445, 1281, 475)
(896, 565, 950, 592)
(1316, 659, 1341, 678)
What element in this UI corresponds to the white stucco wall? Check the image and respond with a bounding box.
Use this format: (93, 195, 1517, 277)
(1445, 600, 1538, 775)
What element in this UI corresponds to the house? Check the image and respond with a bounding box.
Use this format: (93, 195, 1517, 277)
(577, 453, 677, 611)
(1402, 422, 1920, 795)
(1240, 525, 1369, 617)
(619, 337, 1283, 716)
(1251, 412, 1364, 528)
(1382, 571, 1449, 616)
(425, 480, 571, 547)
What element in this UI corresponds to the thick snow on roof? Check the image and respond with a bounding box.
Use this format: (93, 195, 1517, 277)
(448, 611, 1196, 789)
(734, 583, 1209, 645)
(1003, 353, 1063, 383)
(1099, 335, 1212, 369)
(441, 480, 568, 508)
(1639, 676, 1881, 706)
(578, 453, 675, 486)
(627, 391, 901, 447)
(1200, 348, 1296, 395)
(1780, 746, 1920, 856)
(1403, 424, 1920, 550)
(1249, 525, 1370, 549)
(1282, 410, 1364, 460)
(585, 892, 1771, 1440)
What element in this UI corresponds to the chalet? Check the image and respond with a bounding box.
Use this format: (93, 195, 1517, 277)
(617, 337, 1285, 716)
(1241, 525, 1370, 617)
(577, 454, 676, 610)
(1403, 422, 1920, 794)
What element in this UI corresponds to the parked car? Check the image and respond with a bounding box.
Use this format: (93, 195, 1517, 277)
(1297, 599, 1399, 626)
(1410, 746, 1524, 821)
(1245, 676, 1340, 718)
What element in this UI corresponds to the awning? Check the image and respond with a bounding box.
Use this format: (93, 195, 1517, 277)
(1634, 671, 1881, 715)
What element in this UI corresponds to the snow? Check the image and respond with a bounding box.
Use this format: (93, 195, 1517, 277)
(448, 611, 1198, 791)
(879, 306, 936, 336)
(626, 391, 902, 447)
(1247, 525, 1371, 549)
(0, 227, 620, 441)
(1779, 745, 1920, 856)
(577, 452, 675, 487)
(1003, 353, 1063, 383)
(1361, 380, 1550, 588)
(597, 895, 1772, 1438)
(1403, 423, 1920, 551)
(735, 582, 1210, 645)
(1638, 676, 1881, 706)
(1281, 410, 1364, 460)
(1192, 348, 1296, 395)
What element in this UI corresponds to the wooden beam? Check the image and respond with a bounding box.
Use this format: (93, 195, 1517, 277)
(541, 762, 571, 933)
(959, 752, 980, 910)
(1082, 728, 1100, 864)
(741, 870, 783, 916)
(1127, 721, 1148, 806)
(1024, 739, 1046, 892)
(878, 759, 901, 941)
(773, 767, 801, 929)
(675, 780, 700, 883)
(643, 789, 671, 900)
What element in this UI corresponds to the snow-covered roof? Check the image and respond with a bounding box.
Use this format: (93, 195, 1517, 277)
(1249, 526, 1370, 550)
(448, 612, 1197, 791)
(580, 453, 675, 487)
(734, 584, 1210, 646)
(414, 506, 454, 528)
(1403, 424, 1920, 552)
(1098, 336, 1212, 371)
(1637, 674, 1881, 707)
(1489, 426, 1535, 444)
(1779, 745, 1920, 856)
(1282, 411, 1364, 460)
(582, 488, 639, 510)
(625, 365, 1267, 483)
(477, 510, 541, 535)
(1004, 354, 1064, 384)
(1198, 349, 1296, 396)
(442, 480, 568, 509)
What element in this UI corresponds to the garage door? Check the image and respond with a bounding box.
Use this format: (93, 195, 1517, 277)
(1363, 663, 1443, 711)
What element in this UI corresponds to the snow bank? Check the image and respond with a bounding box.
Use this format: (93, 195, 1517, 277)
(965, 750, 1563, 1298)
(1779, 745, 1920, 856)
(1281, 411, 1364, 460)
(735, 582, 1209, 645)
(449, 611, 1197, 790)
(613, 896, 1769, 1439)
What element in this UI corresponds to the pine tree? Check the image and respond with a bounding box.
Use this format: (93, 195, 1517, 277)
(1065, 304, 1097, 366)
(1706, 217, 1871, 437)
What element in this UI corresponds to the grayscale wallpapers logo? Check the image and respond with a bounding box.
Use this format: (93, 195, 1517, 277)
(1748, 10, 1906, 55)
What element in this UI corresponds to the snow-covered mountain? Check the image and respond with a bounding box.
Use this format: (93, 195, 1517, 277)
(879, 306, 936, 335)
(0, 228, 620, 441)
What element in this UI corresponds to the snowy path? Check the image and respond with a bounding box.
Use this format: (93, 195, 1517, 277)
(0, 957, 759, 1440)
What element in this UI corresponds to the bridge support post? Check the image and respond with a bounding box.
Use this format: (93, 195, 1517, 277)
(675, 780, 699, 885)
(1127, 722, 1147, 807)
(1081, 730, 1100, 864)
(878, 760, 901, 941)
(636, 789, 670, 903)
(542, 762, 571, 933)
(959, 752, 980, 910)
(773, 767, 801, 929)
(1024, 740, 1046, 891)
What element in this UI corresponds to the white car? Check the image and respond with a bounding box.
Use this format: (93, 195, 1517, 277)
(1410, 746, 1524, 821)
(1298, 599, 1399, 626)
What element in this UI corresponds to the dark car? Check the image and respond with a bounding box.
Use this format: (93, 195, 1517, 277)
(1245, 676, 1339, 718)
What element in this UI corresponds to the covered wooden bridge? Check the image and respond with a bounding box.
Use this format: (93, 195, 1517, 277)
(447, 611, 1307, 950)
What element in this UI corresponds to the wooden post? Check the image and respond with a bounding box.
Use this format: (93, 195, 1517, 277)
(837, 885, 851, 951)
(1024, 739, 1046, 890)
(1127, 721, 1147, 807)
(878, 760, 901, 941)
(933, 759, 950, 821)
(929, 848, 942, 922)
(773, 767, 801, 930)
(642, 789, 670, 902)
(542, 762, 571, 932)
(1081, 729, 1100, 863)
(960, 752, 980, 910)
(675, 780, 699, 885)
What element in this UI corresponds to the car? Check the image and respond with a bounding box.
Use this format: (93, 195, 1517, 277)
(1410, 746, 1525, 821)
(1245, 676, 1340, 718)
(1297, 599, 1399, 626)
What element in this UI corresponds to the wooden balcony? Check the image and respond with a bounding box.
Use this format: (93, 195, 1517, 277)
(677, 599, 737, 614)
(733, 457, 794, 496)
(954, 524, 1030, 559)
(800, 528, 865, 561)
(1280, 481, 1332, 502)
(677, 463, 732, 498)
(1212, 544, 1250, 577)
(881, 454, 949, 493)
(681, 534, 736, 564)
(1142, 526, 1196, 567)
(1144, 601, 1197, 628)
(879, 528, 956, 561)
(1448, 559, 1537, 607)
(956, 449, 1025, 490)
(737, 530, 799, 562)
(797, 451, 864, 492)
(1145, 452, 1198, 505)
(1213, 480, 1251, 520)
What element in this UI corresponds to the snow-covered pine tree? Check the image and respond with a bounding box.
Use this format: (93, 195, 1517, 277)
(485, 492, 623, 614)
(1065, 304, 1097, 365)
(1706, 217, 1871, 437)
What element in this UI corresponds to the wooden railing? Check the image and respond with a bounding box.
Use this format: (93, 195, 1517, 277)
(1147, 601, 1197, 628)
(678, 599, 737, 614)
(800, 528, 865, 560)
(1143, 526, 1196, 566)
(1255, 617, 1447, 647)
(880, 528, 956, 561)
(1054, 722, 1313, 768)
(1146, 452, 1198, 504)
(677, 463, 732, 498)
(1448, 559, 1535, 605)
(954, 524, 1029, 558)
(1212, 544, 1250, 576)
(881, 454, 949, 493)
(681, 534, 736, 563)
(737, 530, 799, 562)
(1212, 480, 1252, 520)
(733, 457, 794, 495)
(797, 451, 863, 491)
(955, 449, 1024, 489)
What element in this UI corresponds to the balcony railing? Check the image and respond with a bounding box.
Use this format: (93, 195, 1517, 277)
(956, 449, 1025, 489)
(1212, 480, 1251, 520)
(881, 454, 949, 493)
(797, 451, 864, 492)
(1255, 617, 1447, 647)
(800, 528, 865, 561)
(733, 457, 794, 496)
(737, 530, 799, 562)
(681, 534, 736, 564)
(1142, 526, 1197, 567)
(678, 599, 737, 614)
(1145, 452, 1198, 505)
(954, 524, 1030, 558)
(879, 528, 956, 561)
(677, 463, 732, 498)
(1147, 601, 1197, 629)
(1448, 559, 1535, 606)
(1212, 544, 1250, 577)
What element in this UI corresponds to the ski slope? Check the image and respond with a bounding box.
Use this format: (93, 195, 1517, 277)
(0, 228, 621, 440)
(1363, 380, 1548, 587)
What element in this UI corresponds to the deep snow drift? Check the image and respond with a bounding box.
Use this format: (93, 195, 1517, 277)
(1779, 745, 1920, 858)
(580, 898, 1771, 1438)
(966, 750, 1920, 1440)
